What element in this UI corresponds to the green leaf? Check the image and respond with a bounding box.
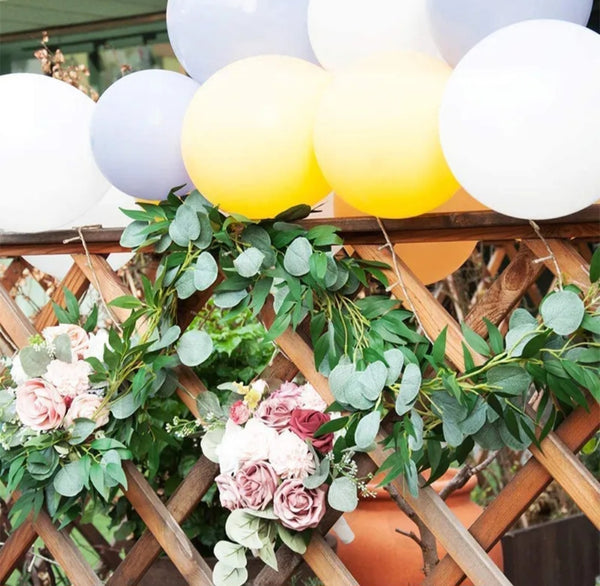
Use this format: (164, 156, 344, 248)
(257, 539, 278, 571)
(148, 325, 181, 352)
(101, 450, 127, 488)
(213, 561, 248, 586)
(225, 510, 263, 549)
(328, 477, 358, 513)
(484, 318, 504, 354)
(540, 291, 585, 336)
(355, 411, 380, 450)
(26, 449, 58, 481)
(505, 324, 538, 357)
(110, 393, 140, 420)
(214, 541, 247, 569)
(303, 458, 330, 489)
(581, 314, 600, 335)
(487, 365, 532, 396)
(83, 305, 99, 332)
(283, 237, 312, 276)
(53, 333, 72, 363)
(120, 221, 148, 248)
(194, 252, 219, 291)
(443, 419, 464, 447)
(509, 308, 537, 329)
(357, 362, 388, 401)
(175, 270, 196, 300)
(275, 204, 312, 222)
(430, 392, 468, 422)
(54, 460, 87, 497)
(461, 323, 490, 357)
(590, 246, 600, 282)
(432, 326, 448, 366)
(277, 525, 308, 555)
(309, 251, 328, 282)
(213, 290, 247, 309)
(177, 330, 213, 367)
(408, 410, 424, 451)
(384, 349, 404, 385)
(169, 204, 201, 247)
(197, 391, 224, 421)
(234, 248, 265, 278)
(90, 462, 109, 501)
(19, 346, 51, 378)
(68, 418, 97, 445)
(315, 416, 349, 438)
(109, 295, 142, 309)
(395, 363, 422, 416)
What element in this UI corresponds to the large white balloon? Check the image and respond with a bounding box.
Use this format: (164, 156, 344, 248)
(308, 0, 440, 71)
(25, 187, 135, 280)
(440, 20, 600, 220)
(0, 74, 109, 232)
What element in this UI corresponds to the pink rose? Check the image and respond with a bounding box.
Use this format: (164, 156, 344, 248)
(255, 395, 297, 431)
(215, 473, 243, 511)
(271, 381, 302, 402)
(229, 400, 250, 425)
(289, 409, 334, 454)
(44, 360, 91, 398)
(236, 461, 279, 511)
(273, 480, 327, 531)
(297, 383, 327, 412)
(64, 393, 109, 429)
(44, 324, 89, 360)
(269, 430, 315, 479)
(15, 379, 66, 431)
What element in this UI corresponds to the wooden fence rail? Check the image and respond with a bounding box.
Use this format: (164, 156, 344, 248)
(0, 208, 598, 585)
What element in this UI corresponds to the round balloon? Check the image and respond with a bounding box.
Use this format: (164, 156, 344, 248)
(91, 70, 199, 201)
(440, 20, 600, 220)
(308, 0, 440, 70)
(167, 0, 316, 83)
(181, 56, 331, 219)
(334, 190, 483, 285)
(314, 52, 459, 219)
(0, 74, 109, 233)
(427, 0, 593, 66)
(25, 186, 136, 279)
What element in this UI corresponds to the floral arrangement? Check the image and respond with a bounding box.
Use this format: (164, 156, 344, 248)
(196, 379, 365, 586)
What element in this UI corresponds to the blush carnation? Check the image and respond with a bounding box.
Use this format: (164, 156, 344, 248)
(44, 324, 89, 360)
(215, 473, 243, 511)
(229, 400, 250, 425)
(236, 461, 279, 511)
(255, 395, 297, 431)
(273, 479, 327, 531)
(269, 430, 315, 479)
(297, 383, 327, 412)
(44, 360, 91, 398)
(64, 393, 109, 429)
(289, 409, 334, 453)
(15, 379, 66, 431)
(271, 381, 302, 402)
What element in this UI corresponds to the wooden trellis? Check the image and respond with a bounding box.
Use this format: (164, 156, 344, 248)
(0, 208, 598, 586)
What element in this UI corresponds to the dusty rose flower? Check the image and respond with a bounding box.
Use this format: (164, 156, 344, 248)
(229, 400, 250, 425)
(44, 360, 91, 398)
(64, 393, 109, 429)
(215, 473, 243, 511)
(271, 381, 302, 402)
(269, 430, 316, 479)
(44, 324, 89, 360)
(255, 395, 297, 431)
(289, 409, 334, 453)
(15, 379, 66, 431)
(297, 383, 327, 412)
(236, 461, 279, 511)
(238, 418, 278, 463)
(273, 479, 327, 531)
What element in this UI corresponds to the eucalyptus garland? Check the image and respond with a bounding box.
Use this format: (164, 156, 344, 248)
(123, 191, 600, 502)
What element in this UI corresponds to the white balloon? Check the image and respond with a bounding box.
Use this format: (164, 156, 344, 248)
(0, 74, 109, 232)
(25, 186, 136, 279)
(308, 0, 440, 70)
(440, 20, 600, 220)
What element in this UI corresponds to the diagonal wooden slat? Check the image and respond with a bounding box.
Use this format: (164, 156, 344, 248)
(0, 518, 38, 582)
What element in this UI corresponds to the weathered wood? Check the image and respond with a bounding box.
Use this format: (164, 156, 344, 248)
(428, 400, 600, 586)
(303, 533, 359, 586)
(108, 456, 218, 586)
(122, 462, 213, 585)
(0, 282, 36, 346)
(0, 258, 29, 292)
(0, 518, 38, 582)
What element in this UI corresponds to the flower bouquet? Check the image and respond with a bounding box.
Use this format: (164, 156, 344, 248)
(200, 379, 366, 586)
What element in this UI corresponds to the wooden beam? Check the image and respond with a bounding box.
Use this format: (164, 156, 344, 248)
(0, 520, 38, 582)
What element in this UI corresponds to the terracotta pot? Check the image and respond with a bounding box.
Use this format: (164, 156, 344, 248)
(333, 470, 503, 586)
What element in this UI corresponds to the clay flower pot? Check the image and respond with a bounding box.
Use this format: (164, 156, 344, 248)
(334, 469, 503, 586)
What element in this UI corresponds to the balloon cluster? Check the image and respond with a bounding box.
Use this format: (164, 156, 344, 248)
(1, 0, 598, 242)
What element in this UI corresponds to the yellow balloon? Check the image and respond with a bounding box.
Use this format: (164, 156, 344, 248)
(334, 189, 486, 285)
(314, 51, 459, 219)
(181, 56, 332, 219)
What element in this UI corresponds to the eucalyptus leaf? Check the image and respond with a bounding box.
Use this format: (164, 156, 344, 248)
(408, 410, 424, 451)
(110, 392, 140, 420)
(214, 541, 247, 569)
(303, 457, 330, 489)
(213, 290, 248, 309)
(430, 392, 468, 423)
(459, 399, 487, 436)
(443, 419, 464, 447)
(169, 204, 200, 246)
(283, 237, 312, 276)
(328, 360, 355, 405)
(355, 411, 380, 450)
(53, 334, 72, 363)
(225, 510, 263, 549)
(357, 362, 387, 401)
(473, 423, 504, 450)
(395, 363, 422, 416)
(277, 525, 308, 555)
(234, 248, 265, 278)
(148, 325, 181, 352)
(328, 476, 358, 512)
(19, 346, 51, 378)
(120, 220, 147, 248)
(54, 460, 86, 497)
(212, 561, 248, 586)
(201, 427, 225, 464)
(509, 308, 538, 329)
(194, 252, 219, 291)
(175, 270, 196, 300)
(68, 418, 96, 445)
(197, 391, 224, 421)
(540, 290, 585, 336)
(257, 540, 278, 570)
(384, 349, 404, 385)
(487, 365, 532, 396)
(505, 324, 538, 357)
(177, 330, 213, 367)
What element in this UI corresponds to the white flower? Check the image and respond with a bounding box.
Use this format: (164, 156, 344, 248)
(84, 329, 110, 361)
(43, 360, 91, 398)
(10, 355, 28, 385)
(298, 383, 327, 412)
(215, 419, 245, 475)
(269, 430, 316, 479)
(238, 418, 278, 463)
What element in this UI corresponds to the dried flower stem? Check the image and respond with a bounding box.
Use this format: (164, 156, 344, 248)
(529, 220, 563, 290)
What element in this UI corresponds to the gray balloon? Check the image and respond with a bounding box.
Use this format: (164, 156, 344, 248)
(427, 0, 593, 66)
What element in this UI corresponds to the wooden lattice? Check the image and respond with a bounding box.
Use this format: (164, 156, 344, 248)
(0, 208, 598, 586)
